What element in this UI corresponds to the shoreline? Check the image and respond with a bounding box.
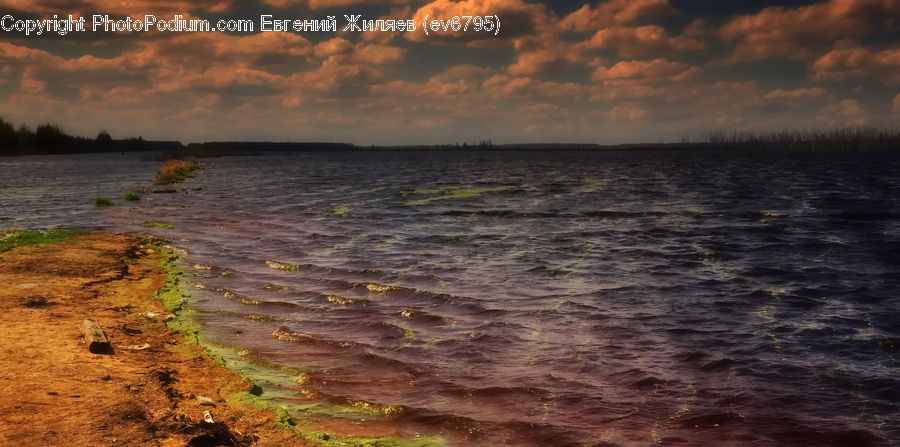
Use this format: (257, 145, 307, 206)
(0, 232, 309, 446)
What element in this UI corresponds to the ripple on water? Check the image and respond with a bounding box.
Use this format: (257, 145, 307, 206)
(92, 151, 900, 446)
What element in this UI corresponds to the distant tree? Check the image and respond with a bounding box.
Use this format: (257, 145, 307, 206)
(96, 130, 113, 148)
(34, 123, 68, 148)
(16, 124, 33, 149)
(0, 117, 16, 151)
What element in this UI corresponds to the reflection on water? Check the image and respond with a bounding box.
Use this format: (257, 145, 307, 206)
(5, 150, 899, 446)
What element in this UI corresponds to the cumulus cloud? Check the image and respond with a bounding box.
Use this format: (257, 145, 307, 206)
(1, 1, 897, 145)
(580, 25, 706, 58)
(560, 0, 673, 32)
(284, 39, 406, 99)
(592, 59, 703, 84)
(516, 102, 593, 136)
(811, 46, 900, 84)
(764, 87, 828, 101)
(2, 42, 152, 99)
(818, 99, 870, 126)
(403, 0, 585, 77)
(0, 42, 60, 66)
(313, 38, 406, 65)
(506, 41, 587, 76)
(718, 0, 898, 64)
(0, 21, 408, 111)
(483, 75, 588, 102)
(146, 32, 314, 71)
(609, 103, 647, 120)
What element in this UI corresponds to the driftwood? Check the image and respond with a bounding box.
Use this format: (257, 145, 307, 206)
(82, 319, 113, 354)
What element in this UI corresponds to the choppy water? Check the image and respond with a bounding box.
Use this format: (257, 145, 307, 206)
(0, 153, 160, 228)
(4, 150, 900, 446)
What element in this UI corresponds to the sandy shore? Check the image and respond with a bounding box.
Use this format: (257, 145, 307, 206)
(0, 232, 310, 447)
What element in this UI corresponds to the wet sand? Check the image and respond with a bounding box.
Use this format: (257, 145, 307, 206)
(0, 232, 310, 447)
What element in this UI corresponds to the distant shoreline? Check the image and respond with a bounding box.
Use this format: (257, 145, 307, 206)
(3, 116, 898, 156)
(4, 139, 900, 158)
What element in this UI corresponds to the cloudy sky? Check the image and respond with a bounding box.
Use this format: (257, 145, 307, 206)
(0, 0, 898, 144)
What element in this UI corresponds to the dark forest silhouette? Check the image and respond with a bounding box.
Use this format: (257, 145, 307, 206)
(0, 117, 181, 155)
(1, 116, 897, 156)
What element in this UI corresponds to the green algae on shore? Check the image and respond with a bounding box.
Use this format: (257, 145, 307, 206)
(207, 341, 448, 447)
(0, 229, 83, 253)
(155, 245, 202, 344)
(157, 245, 449, 447)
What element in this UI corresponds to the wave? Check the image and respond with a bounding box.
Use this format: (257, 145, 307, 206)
(272, 326, 357, 349)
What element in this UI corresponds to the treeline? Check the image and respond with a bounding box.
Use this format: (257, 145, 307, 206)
(4, 116, 898, 155)
(680, 127, 900, 152)
(0, 117, 182, 156)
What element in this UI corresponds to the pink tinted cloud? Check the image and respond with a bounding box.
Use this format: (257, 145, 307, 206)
(592, 59, 703, 84)
(818, 99, 870, 126)
(811, 46, 900, 84)
(764, 87, 828, 101)
(145, 32, 313, 70)
(560, 0, 673, 32)
(718, 0, 898, 63)
(482, 74, 588, 102)
(2, 1, 897, 144)
(312, 37, 405, 65)
(0, 42, 60, 65)
(608, 103, 647, 120)
(581, 25, 706, 58)
(507, 41, 588, 76)
(1, 21, 408, 111)
(404, 0, 578, 77)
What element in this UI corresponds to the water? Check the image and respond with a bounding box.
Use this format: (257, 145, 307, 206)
(4, 150, 899, 446)
(0, 153, 160, 228)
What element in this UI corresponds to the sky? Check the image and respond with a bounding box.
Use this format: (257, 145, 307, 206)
(0, 0, 898, 145)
